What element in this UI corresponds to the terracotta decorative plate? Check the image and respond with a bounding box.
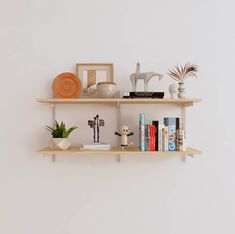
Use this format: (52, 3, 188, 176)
(52, 72, 81, 98)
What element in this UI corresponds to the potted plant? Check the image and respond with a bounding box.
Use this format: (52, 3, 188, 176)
(46, 121, 77, 150)
(167, 63, 198, 99)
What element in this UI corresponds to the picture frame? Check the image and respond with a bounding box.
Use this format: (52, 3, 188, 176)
(76, 63, 114, 97)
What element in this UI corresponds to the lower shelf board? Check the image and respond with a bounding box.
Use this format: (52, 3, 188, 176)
(38, 147, 202, 157)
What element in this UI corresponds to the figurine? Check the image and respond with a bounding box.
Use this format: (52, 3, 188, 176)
(129, 62, 164, 92)
(169, 83, 178, 99)
(88, 114, 105, 142)
(115, 125, 134, 150)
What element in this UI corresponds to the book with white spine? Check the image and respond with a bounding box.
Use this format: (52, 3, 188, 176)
(158, 123, 165, 151)
(162, 127, 169, 151)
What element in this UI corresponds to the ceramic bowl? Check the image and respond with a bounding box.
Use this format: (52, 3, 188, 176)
(97, 82, 117, 98)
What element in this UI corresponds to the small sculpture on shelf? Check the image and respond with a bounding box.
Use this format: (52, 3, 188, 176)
(129, 62, 164, 92)
(115, 125, 134, 150)
(88, 114, 105, 143)
(169, 83, 178, 99)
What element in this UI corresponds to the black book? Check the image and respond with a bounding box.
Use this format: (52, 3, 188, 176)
(152, 121, 159, 151)
(123, 92, 164, 99)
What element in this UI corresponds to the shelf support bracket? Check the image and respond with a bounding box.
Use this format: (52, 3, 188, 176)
(181, 106, 186, 162)
(187, 153, 194, 158)
(52, 154, 56, 162)
(116, 154, 121, 162)
(52, 104, 56, 163)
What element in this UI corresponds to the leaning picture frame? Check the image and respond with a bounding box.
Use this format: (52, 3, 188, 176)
(76, 63, 114, 97)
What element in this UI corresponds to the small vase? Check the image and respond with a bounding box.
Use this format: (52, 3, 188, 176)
(178, 82, 185, 99)
(50, 138, 71, 150)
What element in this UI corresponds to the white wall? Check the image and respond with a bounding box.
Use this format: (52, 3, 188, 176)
(1, 0, 235, 233)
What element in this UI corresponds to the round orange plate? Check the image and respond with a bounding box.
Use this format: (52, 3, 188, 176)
(52, 72, 81, 98)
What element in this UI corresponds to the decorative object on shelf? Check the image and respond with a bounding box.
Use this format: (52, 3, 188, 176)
(167, 63, 198, 99)
(76, 63, 114, 97)
(46, 121, 77, 150)
(115, 125, 134, 150)
(169, 83, 178, 99)
(122, 91, 164, 99)
(97, 82, 117, 98)
(52, 72, 81, 98)
(88, 114, 105, 143)
(178, 83, 185, 99)
(129, 62, 163, 92)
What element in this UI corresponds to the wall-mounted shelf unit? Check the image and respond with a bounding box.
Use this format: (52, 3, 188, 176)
(36, 97, 202, 162)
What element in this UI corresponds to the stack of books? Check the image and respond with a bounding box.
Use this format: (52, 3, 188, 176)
(139, 113, 186, 152)
(81, 143, 111, 151)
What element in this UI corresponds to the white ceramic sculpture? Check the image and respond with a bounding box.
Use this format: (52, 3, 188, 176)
(129, 62, 164, 92)
(50, 138, 71, 150)
(169, 83, 178, 99)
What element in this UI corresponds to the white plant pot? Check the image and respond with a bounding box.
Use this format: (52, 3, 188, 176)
(50, 138, 71, 150)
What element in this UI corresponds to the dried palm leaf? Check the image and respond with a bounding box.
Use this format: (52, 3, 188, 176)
(168, 63, 198, 82)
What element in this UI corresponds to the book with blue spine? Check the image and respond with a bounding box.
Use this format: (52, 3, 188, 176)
(139, 113, 146, 151)
(164, 117, 179, 151)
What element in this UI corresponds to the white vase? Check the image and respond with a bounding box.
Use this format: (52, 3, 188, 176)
(50, 138, 71, 150)
(178, 82, 185, 99)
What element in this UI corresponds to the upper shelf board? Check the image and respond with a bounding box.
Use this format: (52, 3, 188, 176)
(36, 98, 201, 106)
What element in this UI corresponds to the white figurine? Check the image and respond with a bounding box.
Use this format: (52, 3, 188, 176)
(169, 83, 178, 99)
(129, 62, 164, 92)
(115, 125, 134, 150)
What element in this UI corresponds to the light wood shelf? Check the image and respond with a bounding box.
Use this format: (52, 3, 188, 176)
(36, 98, 201, 106)
(38, 146, 201, 157)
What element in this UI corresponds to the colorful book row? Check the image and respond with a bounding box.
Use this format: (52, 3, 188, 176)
(139, 114, 186, 152)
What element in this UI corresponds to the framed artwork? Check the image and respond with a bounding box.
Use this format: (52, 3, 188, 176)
(76, 63, 114, 96)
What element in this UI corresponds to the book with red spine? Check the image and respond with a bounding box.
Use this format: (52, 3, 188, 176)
(149, 125, 156, 151)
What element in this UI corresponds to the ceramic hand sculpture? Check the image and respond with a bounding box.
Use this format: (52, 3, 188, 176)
(130, 62, 164, 92)
(115, 125, 134, 150)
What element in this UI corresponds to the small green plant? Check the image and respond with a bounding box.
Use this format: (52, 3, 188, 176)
(46, 121, 77, 138)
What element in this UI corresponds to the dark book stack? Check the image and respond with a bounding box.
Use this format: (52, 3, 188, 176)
(123, 92, 164, 99)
